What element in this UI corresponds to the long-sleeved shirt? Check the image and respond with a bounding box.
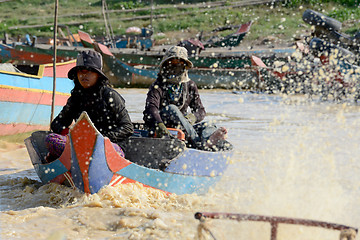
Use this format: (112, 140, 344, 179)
(51, 85, 133, 151)
(143, 76, 206, 128)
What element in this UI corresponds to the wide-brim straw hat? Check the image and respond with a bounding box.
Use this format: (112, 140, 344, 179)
(68, 50, 108, 81)
(159, 46, 193, 69)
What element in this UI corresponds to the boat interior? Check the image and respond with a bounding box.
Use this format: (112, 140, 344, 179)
(27, 131, 187, 170)
(26, 131, 51, 165)
(27, 129, 233, 170)
(125, 136, 186, 169)
(0, 62, 41, 76)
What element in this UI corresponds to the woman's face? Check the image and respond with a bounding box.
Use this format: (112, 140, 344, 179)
(77, 69, 99, 88)
(161, 58, 186, 79)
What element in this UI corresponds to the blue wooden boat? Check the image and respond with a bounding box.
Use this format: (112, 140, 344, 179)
(24, 112, 234, 195)
(0, 60, 75, 135)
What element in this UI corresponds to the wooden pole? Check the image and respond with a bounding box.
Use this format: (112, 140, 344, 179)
(50, 0, 59, 126)
(150, 0, 153, 29)
(102, 0, 115, 48)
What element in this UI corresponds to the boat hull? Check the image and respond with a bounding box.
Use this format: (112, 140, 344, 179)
(0, 61, 75, 135)
(0, 43, 78, 65)
(25, 112, 234, 195)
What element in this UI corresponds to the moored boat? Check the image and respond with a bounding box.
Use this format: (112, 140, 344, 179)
(100, 43, 296, 88)
(25, 111, 234, 195)
(79, 30, 296, 88)
(0, 60, 75, 135)
(110, 44, 295, 69)
(0, 42, 79, 65)
(103, 54, 258, 89)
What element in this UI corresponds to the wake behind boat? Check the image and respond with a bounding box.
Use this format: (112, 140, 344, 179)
(25, 112, 234, 195)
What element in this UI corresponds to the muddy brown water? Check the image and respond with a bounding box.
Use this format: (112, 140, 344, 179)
(1, 89, 359, 239)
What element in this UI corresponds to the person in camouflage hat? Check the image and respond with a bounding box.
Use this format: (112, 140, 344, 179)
(158, 45, 193, 83)
(143, 46, 227, 150)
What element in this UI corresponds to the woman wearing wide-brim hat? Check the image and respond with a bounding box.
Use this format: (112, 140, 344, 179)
(45, 50, 134, 162)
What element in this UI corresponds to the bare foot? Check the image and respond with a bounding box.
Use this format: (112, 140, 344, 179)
(205, 127, 228, 148)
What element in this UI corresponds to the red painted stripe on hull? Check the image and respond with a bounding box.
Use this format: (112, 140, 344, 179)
(0, 87, 69, 106)
(109, 175, 125, 186)
(10, 49, 55, 65)
(0, 123, 48, 136)
(109, 174, 171, 195)
(43, 61, 76, 78)
(10, 49, 70, 65)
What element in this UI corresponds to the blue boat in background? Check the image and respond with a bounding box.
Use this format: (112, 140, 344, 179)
(0, 60, 75, 136)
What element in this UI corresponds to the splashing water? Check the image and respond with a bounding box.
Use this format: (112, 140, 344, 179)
(1, 89, 359, 239)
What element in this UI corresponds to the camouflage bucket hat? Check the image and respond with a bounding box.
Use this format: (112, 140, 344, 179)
(159, 46, 193, 69)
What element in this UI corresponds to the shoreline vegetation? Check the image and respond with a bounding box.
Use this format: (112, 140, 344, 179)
(0, 0, 359, 47)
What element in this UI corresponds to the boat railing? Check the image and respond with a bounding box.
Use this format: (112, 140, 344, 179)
(195, 212, 357, 240)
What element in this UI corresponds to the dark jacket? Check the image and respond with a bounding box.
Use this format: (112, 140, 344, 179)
(51, 84, 133, 151)
(143, 75, 206, 128)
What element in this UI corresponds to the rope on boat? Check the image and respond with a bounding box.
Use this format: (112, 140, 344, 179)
(196, 214, 217, 240)
(195, 212, 358, 240)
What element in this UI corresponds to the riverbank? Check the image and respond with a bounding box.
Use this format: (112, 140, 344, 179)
(1, 0, 358, 47)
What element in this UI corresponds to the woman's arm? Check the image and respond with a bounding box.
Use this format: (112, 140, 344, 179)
(50, 96, 77, 134)
(143, 82, 164, 126)
(103, 89, 134, 143)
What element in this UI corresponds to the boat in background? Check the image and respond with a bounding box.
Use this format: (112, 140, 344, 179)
(78, 27, 153, 50)
(178, 21, 253, 51)
(0, 60, 75, 135)
(0, 25, 87, 65)
(76, 29, 296, 88)
(248, 9, 360, 99)
(201, 21, 253, 48)
(113, 27, 153, 50)
(0, 42, 78, 65)
(1, 28, 296, 90)
(25, 111, 234, 195)
(102, 52, 258, 88)
(89, 36, 294, 89)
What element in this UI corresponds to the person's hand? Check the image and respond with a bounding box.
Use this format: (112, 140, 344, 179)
(60, 127, 69, 136)
(155, 122, 170, 138)
(185, 113, 196, 125)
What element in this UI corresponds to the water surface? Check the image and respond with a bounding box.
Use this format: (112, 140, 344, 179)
(1, 89, 359, 239)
